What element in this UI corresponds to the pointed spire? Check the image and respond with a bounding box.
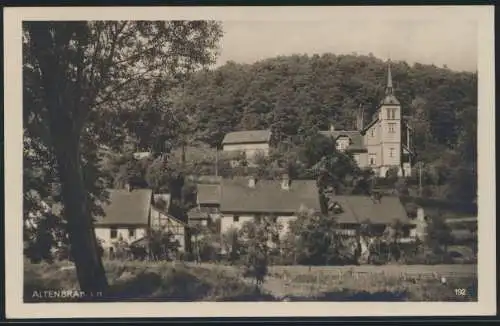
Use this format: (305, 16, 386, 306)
(385, 59, 393, 96)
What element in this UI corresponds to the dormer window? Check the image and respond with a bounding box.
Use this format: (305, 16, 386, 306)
(332, 202, 343, 214)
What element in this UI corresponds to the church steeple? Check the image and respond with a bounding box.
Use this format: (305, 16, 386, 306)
(379, 59, 399, 106)
(385, 59, 393, 96)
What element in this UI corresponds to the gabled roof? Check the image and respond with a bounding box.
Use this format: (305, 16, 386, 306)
(445, 217, 477, 224)
(362, 118, 379, 133)
(331, 195, 411, 225)
(94, 189, 152, 226)
(219, 177, 321, 214)
(187, 206, 211, 220)
(320, 130, 366, 152)
(187, 175, 222, 184)
(151, 205, 189, 227)
(196, 184, 221, 205)
(222, 129, 271, 145)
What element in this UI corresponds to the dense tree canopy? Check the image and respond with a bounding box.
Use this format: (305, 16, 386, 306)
(23, 20, 223, 294)
(169, 54, 477, 202)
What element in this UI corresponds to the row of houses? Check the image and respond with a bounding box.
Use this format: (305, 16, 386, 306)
(188, 174, 424, 239)
(90, 172, 429, 257)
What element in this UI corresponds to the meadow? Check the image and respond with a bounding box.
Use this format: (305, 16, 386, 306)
(24, 259, 477, 302)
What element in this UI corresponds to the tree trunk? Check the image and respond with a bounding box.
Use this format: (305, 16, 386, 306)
(54, 139, 109, 295)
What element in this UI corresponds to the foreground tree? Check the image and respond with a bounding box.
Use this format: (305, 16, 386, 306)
(23, 21, 222, 294)
(287, 209, 350, 265)
(426, 213, 453, 254)
(238, 216, 281, 287)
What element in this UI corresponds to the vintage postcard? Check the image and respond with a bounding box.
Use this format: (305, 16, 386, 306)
(4, 5, 496, 319)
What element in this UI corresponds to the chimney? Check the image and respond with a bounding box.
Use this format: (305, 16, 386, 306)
(281, 173, 290, 190)
(248, 176, 256, 188)
(329, 124, 335, 133)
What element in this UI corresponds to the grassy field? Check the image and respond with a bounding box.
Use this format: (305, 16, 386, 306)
(24, 260, 477, 302)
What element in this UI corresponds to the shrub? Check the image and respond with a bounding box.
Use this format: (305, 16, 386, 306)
(238, 217, 280, 286)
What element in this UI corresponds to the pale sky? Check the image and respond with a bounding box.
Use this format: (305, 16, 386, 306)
(217, 20, 477, 72)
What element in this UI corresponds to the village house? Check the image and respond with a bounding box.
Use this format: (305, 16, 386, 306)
(94, 187, 188, 255)
(221, 129, 272, 165)
(329, 195, 420, 241)
(319, 61, 414, 178)
(187, 182, 222, 228)
(189, 174, 322, 239)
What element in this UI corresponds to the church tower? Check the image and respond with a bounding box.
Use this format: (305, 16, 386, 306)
(377, 60, 402, 177)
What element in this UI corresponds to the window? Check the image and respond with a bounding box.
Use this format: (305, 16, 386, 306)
(369, 154, 376, 166)
(233, 215, 240, 222)
(389, 148, 395, 158)
(332, 202, 343, 214)
(110, 228, 117, 239)
(370, 129, 375, 137)
(387, 108, 396, 119)
(388, 123, 396, 133)
(128, 228, 135, 237)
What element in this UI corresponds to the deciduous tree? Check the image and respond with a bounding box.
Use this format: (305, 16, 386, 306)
(23, 20, 222, 294)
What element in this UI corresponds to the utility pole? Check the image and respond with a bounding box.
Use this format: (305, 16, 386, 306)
(418, 162, 423, 197)
(215, 147, 219, 177)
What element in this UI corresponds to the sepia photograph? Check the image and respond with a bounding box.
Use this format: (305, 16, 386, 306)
(4, 5, 496, 319)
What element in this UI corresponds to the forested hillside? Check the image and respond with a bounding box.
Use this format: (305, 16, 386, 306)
(164, 54, 477, 204)
(173, 54, 476, 162)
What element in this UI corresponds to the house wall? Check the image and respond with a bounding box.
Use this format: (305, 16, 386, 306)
(379, 104, 402, 177)
(151, 207, 186, 252)
(353, 152, 369, 168)
(222, 143, 270, 159)
(220, 214, 296, 239)
(336, 137, 350, 152)
(277, 215, 296, 239)
(220, 214, 255, 234)
(364, 123, 382, 172)
(95, 226, 147, 250)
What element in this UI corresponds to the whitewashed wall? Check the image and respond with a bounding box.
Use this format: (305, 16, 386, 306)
(95, 227, 147, 250)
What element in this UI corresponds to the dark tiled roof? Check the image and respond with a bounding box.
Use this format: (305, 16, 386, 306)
(94, 189, 152, 226)
(219, 177, 321, 214)
(222, 130, 271, 145)
(187, 207, 210, 220)
(196, 184, 221, 205)
(331, 195, 411, 225)
(362, 118, 379, 133)
(187, 175, 222, 184)
(151, 206, 188, 227)
(445, 217, 477, 224)
(320, 130, 366, 152)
